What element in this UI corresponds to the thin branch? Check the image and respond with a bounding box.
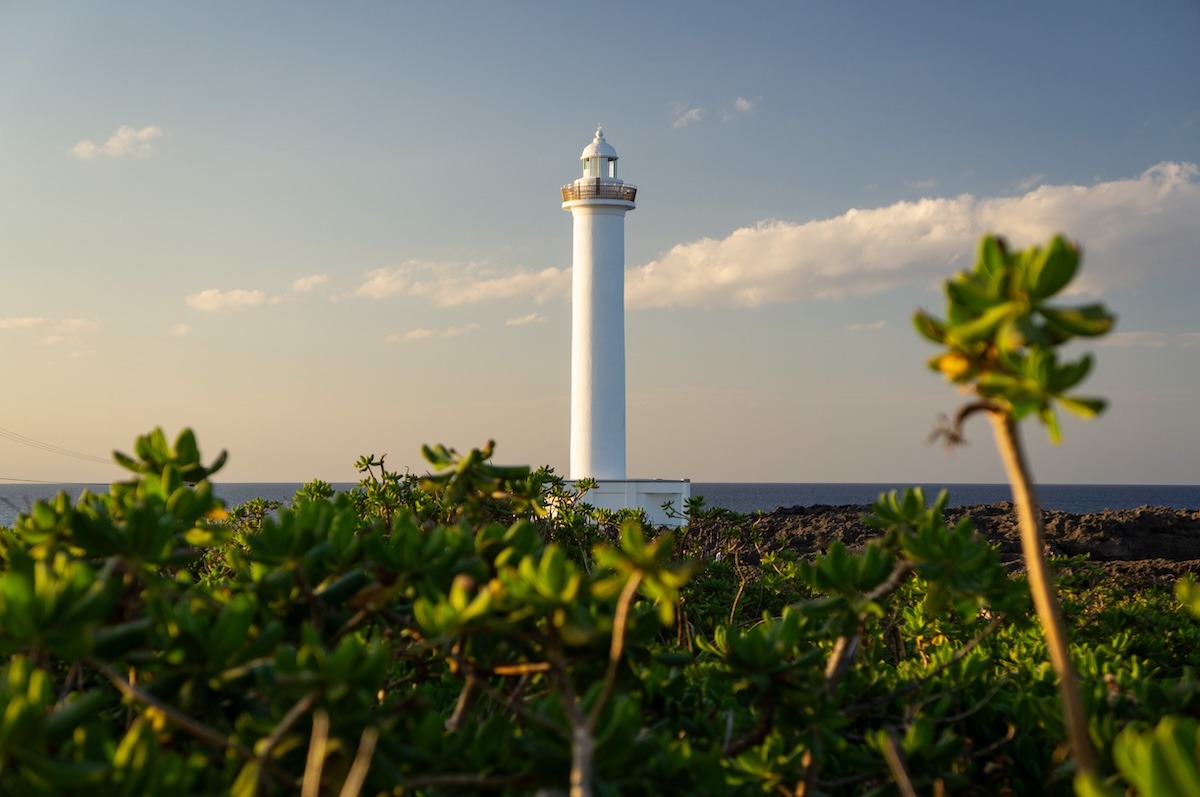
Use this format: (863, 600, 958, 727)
(547, 639, 593, 797)
(880, 730, 919, 797)
(824, 561, 912, 688)
(448, 651, 568, 740)
(301, 710, 330, 797)
(492, 661, 552, 676)
(823, 633, 861, 686)
(588, 572, 643, 732)
(927, 400, 999, 449)
(729, 577, 749, 625)
(258, 691, 321, 791)
(337, 725, 379, 797)
(89, 656, 293, 789)
(445, 673, 480, 732)
(809, 560, 913, 791)
(89, 657, 252, 758)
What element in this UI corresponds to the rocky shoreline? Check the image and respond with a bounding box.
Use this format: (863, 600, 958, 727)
(701, 503, 1200, 587)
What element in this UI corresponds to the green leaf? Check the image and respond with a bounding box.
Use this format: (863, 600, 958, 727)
(978, 235, 1009, 282)
(1178, 575, 1200, 617)
(1074, 772, 1124, 797)
(945, 301, 1018, 347)
(1057, 395, 1106, 419)
(1030, 235, 1079, 299)
(1157, 717, 1200, 796)
(912, 310, 947, 343)
(174, 428, 200, 467)
(946, 277, 998, 314)
(1041, 305, 1115, 338)
(1038, 405, 1062, 444)
(1049, 354, 1093, 393)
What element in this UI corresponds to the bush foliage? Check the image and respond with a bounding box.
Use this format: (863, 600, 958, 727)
(2, 427, 1198, 796)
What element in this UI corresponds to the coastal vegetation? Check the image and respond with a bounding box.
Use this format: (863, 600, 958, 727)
(1, 236, 1199, 795)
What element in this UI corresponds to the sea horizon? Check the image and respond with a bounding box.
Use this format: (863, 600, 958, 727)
(2, 481, 1198, 527)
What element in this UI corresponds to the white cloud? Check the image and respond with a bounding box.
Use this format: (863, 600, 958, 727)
(506, 313, 546, 326)
(385, 329, 434, 343)
(352, 260, 568, 306)
(292, 274, 328, 292)
(170, 323, 191, 337)
(0, 317, 98, 335)
(0, 316, 96, 331)
(185, 288, 267, 312)
(443, 323, 480, 338)
(346, 162, 1200, 313)
(72, 125, 164, 160)
(385, 324, 480, 343)
(722, 96, 758, 122)
(0, 317, 99, 357)
(182, 275, 325, 311)
(671, 103, 705, 128)
(847, 320, 887, 332)
(625, 161, 1200, 308)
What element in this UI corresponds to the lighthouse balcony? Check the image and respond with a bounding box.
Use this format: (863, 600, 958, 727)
(561, 181, 637, 202)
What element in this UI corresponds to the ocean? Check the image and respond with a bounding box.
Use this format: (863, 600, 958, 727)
(1, 482, 1197, 528)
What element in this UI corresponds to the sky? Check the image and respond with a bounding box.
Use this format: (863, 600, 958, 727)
(2, 1, 1199, 487)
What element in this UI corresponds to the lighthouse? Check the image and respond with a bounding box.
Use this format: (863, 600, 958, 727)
(561, 128, 690, 525)
(561, 126, 636, 480)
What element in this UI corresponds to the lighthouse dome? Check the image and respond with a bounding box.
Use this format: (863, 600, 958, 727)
(580, 126, 617, 160)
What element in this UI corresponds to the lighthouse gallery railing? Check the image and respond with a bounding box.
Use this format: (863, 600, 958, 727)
(561, 182, 638, 202)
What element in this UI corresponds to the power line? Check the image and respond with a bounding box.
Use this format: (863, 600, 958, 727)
(0, 425, 112, 465)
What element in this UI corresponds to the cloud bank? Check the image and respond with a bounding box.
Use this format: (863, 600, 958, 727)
(347, 162, 1199, 312)
(72, 125, 163, 160)
(626, 162, 1199, 308)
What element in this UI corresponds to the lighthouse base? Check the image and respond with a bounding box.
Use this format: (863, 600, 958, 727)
(570, 479, 692, 528)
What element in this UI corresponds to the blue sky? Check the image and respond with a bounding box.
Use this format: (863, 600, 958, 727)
(2, 1, 1198, 485)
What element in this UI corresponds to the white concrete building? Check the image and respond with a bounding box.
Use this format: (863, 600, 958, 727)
(561, 128, 690, 526)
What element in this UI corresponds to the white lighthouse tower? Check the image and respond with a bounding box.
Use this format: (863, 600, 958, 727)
(561, 127, 689, 525)
(561, 127, 635, 480)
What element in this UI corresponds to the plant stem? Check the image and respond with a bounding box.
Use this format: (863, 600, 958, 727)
(547, 639, 593, 797)
(988, 411, 1097, 777)
(589, 572, 642, 732)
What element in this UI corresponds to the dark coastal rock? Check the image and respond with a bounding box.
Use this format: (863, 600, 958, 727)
(703, 502, 1200, 586)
